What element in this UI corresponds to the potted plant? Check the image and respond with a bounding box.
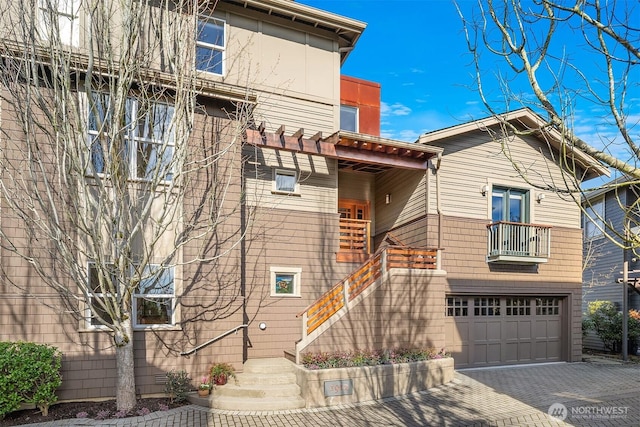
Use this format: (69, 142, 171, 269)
(209, 362, 236, 386)
(197, 376, 211, 397)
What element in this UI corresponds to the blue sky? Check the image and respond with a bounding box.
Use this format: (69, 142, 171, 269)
(303, 0, 480, 141)
(300, 0, 640, 156)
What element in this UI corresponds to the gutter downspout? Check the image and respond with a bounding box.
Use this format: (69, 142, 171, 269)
(434, 153, 443, 270)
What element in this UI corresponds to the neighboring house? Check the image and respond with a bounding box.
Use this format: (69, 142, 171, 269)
(0, 0, 608, 404)
(582, 180, 640, 351)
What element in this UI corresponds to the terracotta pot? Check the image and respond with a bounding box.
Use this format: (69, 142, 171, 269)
(213, 374, 227, 385)
(197, 388, 210, 397)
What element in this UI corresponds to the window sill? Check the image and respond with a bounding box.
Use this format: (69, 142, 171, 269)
(270, 294, 302, 298)
(271, 190, 301, 197)
(80, 325, 182, 333)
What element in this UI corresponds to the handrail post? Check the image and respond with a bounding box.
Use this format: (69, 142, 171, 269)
(436, 249, 442, 270)
(302, 312, 308, 339)
(343, 280, 349, 306)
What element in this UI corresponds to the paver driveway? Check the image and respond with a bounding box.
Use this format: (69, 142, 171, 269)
(25, 361, 640, 427)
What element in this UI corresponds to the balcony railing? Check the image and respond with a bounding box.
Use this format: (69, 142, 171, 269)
(487, 221, 551, 263)
(339, 218, 371, 253)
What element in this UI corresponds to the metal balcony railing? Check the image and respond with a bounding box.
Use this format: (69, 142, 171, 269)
(487, 221, 551, 263)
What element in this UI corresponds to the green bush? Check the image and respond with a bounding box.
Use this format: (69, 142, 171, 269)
(585, 300, 640, 353)
(164, 370, 191, 403)
(0, 342, 62, 418)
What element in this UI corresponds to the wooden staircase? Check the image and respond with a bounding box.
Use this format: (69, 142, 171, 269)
(294, 245, 440, 362)
(188, 358, 306, 411)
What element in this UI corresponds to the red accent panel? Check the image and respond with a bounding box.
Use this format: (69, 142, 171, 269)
(340, 75, 381, 136)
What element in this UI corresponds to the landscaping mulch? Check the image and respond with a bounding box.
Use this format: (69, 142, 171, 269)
(1, 398, 187, 426)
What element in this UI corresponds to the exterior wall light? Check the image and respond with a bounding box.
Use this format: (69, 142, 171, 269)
(259, 322, 267, 330)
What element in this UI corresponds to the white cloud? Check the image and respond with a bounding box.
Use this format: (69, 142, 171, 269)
(381, 101, 412, 117)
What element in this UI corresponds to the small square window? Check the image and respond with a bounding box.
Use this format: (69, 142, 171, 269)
(340, 105, 358, 132)
(273, 169, 298, 194)
(446, 297, 468, 317)
(270, 267, 301, 297)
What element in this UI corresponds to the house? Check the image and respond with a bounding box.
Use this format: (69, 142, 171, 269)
(0, 0, 607, 406)
(582, 180, 640, 351)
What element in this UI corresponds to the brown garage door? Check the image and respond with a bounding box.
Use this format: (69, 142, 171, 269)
(444, 296, 564, 368)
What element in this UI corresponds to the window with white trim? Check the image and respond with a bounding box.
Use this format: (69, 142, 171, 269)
(39, 0, 80, 47)
(87, 263, 176, 328)
(583, 197, 605, 239)
(273, 169, 298, 194)
(87, 263, 116, 327)
(196, 17, 225, 75)
(133, 265, 175, 326)
(340, 105, 358, 132)
(270, 266, 301, 297)
(87, 93, 175, 181)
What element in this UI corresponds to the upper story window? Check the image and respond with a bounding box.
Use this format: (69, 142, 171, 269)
(87, 93, 175, 181)
(39, 0, 80, 47)
(196, 17, 226, 75)
(492, 187, 529, 223)
(340, 105, 358, 132)
(583, 197, 605, 239)
(273, 169, 298, 194)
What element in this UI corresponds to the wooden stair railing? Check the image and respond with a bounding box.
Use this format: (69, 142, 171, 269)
(297, 245, 438, 337)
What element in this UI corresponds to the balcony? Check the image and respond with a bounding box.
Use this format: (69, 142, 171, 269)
(486, 221, 551, 264)
(337, 218, 371, 263)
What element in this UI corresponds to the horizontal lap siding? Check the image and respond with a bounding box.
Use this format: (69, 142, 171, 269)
(244, 208, 357, 358)
(582, 191, 627, 350)
(245, 146, 337, 214)
(375, 169, 427, 234)
(427, 130, 582, 228)
(301, 272, 447, 354)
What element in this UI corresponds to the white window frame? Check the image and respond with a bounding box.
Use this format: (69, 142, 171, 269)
(196, 17, 226, 76)
(86, 262, 116, 330)
(583, 197, 605, 240)
(340, 105, 359, 132)
(132, 265, 175, 328)
(39, 0, 80, 47)
(270, 266, 302, 297)
(86, 93, 175, 182)
(85, 262, 176, 330)
(273, 169, 299, 194)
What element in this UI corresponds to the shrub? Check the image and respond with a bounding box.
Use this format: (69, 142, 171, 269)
(301, 347, 450, 370)
(0, 342, 62, 419)
(164, 370, 191, 403)
(585, 300, 640, 353)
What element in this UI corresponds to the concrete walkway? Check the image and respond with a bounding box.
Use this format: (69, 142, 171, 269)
(22, 361, 640, 426)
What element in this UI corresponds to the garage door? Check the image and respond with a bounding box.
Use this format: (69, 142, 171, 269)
(444, 296, 564, 368)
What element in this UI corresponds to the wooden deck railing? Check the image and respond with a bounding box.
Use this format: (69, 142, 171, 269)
(298, 245, 438, 337)
(386, 247, 438, 270)
(339, 218, 371, 253)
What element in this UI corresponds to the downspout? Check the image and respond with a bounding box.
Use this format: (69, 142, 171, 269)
(434, 152, 443, 270)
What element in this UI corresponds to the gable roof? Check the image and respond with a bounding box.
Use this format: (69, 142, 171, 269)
(417, 108, 610, 181)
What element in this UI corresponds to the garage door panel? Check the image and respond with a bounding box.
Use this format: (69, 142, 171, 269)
(446, 295, 565, 368)
(518, 321, 532, 339)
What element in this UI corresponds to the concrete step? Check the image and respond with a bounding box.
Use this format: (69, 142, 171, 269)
(242, 357, 296, 374)
(210, 394, 306, 411)
(187, 357, 306, 411)
(236, 371, 297, 386)
(213, 382, 301, 399)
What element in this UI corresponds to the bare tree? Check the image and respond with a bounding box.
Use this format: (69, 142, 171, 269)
(0, 0, 249, 411)
(458, 0, 640, 248)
